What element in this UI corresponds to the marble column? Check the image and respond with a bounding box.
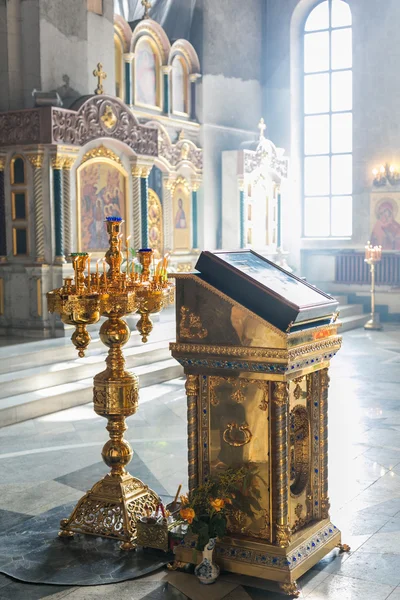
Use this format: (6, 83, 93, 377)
(273, 381, 291, 548)
(123, 53, 134, 105)
(191, 180, 200, 250)
(52, 156, 65, 264)
(189, 73, 201, 121)
(62, 157, 76, 258)
(140, 167, 151, 249)
(0, 156, 6, 261)
(238, 178, 245, 249)
(162, 66, 172, 114)
(27, 154, 45, 263)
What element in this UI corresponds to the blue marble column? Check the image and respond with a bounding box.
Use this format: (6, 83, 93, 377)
(0, 159, 6, 259)
(123, 54, 133, 105)
(140, 169, 150, 248)
(52, 157, 64, 262)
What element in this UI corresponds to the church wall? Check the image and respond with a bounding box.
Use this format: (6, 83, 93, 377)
(263, 0, 400, 299)
(191, 0, 263, 249)
(0, 0, 25, 110)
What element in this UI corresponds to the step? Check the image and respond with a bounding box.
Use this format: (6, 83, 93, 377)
(333, 294, 348, 305)
(0, 358, 183, 427)
(340, 314, 368, 332)
(0, 316, 176, 375)
(338, 304, 364, 319)
(0, 340, 173, 399)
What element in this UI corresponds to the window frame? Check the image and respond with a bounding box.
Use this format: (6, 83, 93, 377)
(302, 0, 353, 240)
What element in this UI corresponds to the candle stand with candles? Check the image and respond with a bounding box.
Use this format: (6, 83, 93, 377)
(47, 217, 172, 550)
(364, 241, 383, 331)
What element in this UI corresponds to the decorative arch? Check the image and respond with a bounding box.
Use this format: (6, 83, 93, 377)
(114, 15, 132, 52)
(144, 120, 202, 176)
(134, 36, 162, 109)
(169, 39, 200, 74)
(130, 19, 171, 64)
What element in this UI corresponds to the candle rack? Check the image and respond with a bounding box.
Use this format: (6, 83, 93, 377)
(364, 241, 383, 331)
(47, 217, 172, 549)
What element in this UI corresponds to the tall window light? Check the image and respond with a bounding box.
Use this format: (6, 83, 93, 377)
(303, 0, 352, 237)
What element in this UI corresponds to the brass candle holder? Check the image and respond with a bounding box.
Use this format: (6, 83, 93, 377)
(364, 241, 383, 331)
(47, 217, 172, 549)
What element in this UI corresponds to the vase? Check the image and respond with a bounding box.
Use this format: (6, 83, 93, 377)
(194, 538, 220, 584)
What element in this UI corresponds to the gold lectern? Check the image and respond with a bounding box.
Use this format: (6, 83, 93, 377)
(170, 250, 346, 597)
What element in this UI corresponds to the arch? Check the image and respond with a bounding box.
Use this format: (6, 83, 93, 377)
(171, 55, 189, 116)
(10, 153, 29, 256)
(114, 14, 132, 52)
(10, 154, 26, 185)
(130, 19, 171, 63)
(169, 39, 200, 74)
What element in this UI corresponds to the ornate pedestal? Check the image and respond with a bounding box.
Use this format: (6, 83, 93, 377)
(170, 250, 346, 596)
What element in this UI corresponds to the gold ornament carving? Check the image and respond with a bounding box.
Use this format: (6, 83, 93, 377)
(185, 374, 199, 397)
(93, 62, 107, 95)
(101, 104, 118, 129)
(209, 376, 268, 411)
(51, 155, 65, 169)
(27, 154, 44, 169)
(179, 306, 208, 339)
(0, 156, 6, 171)
(223, 422, 252, 447)
(280, 582, 300, 598)
(82, 145, 122, 165)
(170, 342, 288, 360)
(275, 524, 291, 548)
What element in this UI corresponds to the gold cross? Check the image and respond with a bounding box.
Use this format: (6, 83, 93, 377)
(258, 118, 266, 139)
(142, 0, 152, 19)
(93, 62, 107, 95)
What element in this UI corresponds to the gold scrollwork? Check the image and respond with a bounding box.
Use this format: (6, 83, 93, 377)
(223, 422, 252, 447)
(290, 405, 310, 497)
(27, 154, 44, 169)
(101, 104, 117, 129)
(209, 376, 268, 411)
(179, 306, 208, 339)
(81, 144, 122, 165)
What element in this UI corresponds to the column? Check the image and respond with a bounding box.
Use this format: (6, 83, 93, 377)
(131, 164, 142, 250)
(191, 180, 200, 249)
(52, 155, 65, 263)
(320, 369, 330, 519)
(162, 66, 172, 114)
(185, 374, 199, 493)
(163, 175, 174, 251)
(0, 156, 6, 260)
(28, 154, 45, 263)
(62, 157, 76, 258)
(277, 188, 282, 248)
(272, 381, 291, 548)
(140, 167, 151, 248)
(189, 73, 201, 121)
(123, 53, 134, 105)
(238, 178, 245, 249)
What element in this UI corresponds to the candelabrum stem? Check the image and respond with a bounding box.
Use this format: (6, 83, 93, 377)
(364, 261, 383, 330)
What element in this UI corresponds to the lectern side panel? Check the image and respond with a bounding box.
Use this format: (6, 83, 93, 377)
(207, 375, 271, 541)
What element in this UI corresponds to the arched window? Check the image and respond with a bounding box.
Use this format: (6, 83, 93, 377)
(135, 38, 160, 108)
(303, 0, 352, 238)
(114, 33, 124, 100)
(171, 56, 188, 115)
(10, 155, 28, 255)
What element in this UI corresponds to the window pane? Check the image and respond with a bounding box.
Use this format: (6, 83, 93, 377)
(331, 70, 352, 111)
(305, 115, 330, 155)
(331, 113, 352, 153)
(13, 157, 25, 184)
(304, 73, 330, 114)
(331, 154, 352, 194)
(305, 1, 329, 31)
(304, 32, 329, 73)
(332, 0, 352, 28)
(14, 193, 26, 219)
(305, 156, 330, 196)
(331, 196, 352, 236)
(304, 197, 330, 236)
(332, 28, 352, 70)
(15, 228, 27, 255)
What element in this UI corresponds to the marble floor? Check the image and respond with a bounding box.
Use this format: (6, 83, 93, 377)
(0, 326, 400, 599)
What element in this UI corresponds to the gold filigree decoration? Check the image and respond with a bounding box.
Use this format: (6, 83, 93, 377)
(293, 383, 302, 400)
(209, 376, 268, 411)
(177, 263, 193, 273)
(170, 342, 288, 360)
(288, 337, 342, 361)
(101, 104, 118, 129)
(223, 422, 252, 447)
(276, 524, 291, 548)
(81, 144, 122, 165)
(27, 154, 44, 169)
(179, 306, 208, 339)
(290, 405, 310, 497)
(295, 503, 303, 519)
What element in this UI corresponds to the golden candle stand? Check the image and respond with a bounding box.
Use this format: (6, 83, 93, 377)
(364, 241, 383, 331)
(47, 217, 172, 550)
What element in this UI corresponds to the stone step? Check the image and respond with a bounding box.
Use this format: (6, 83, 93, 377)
(338, 303, 364, 319)
(0, 358, 183, 427)
(340, 314, 368, 332)
(0, 340, 172, 400)
(333, 294, 348, 305)
(0, 315, 175, 375)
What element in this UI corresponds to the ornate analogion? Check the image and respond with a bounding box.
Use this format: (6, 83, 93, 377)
(170, 249, 348, 597)
(47, 217, 172, 549)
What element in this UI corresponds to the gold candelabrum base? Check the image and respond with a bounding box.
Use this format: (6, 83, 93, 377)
(364, 258, 383, 331)
(47, 219, 172, 549)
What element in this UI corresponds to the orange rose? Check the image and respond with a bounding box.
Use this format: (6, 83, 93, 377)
(180, 507, 195, 524)
(210, 498, 225, 512)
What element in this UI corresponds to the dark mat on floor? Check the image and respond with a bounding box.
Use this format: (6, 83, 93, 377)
(0, 503, 172, 586)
